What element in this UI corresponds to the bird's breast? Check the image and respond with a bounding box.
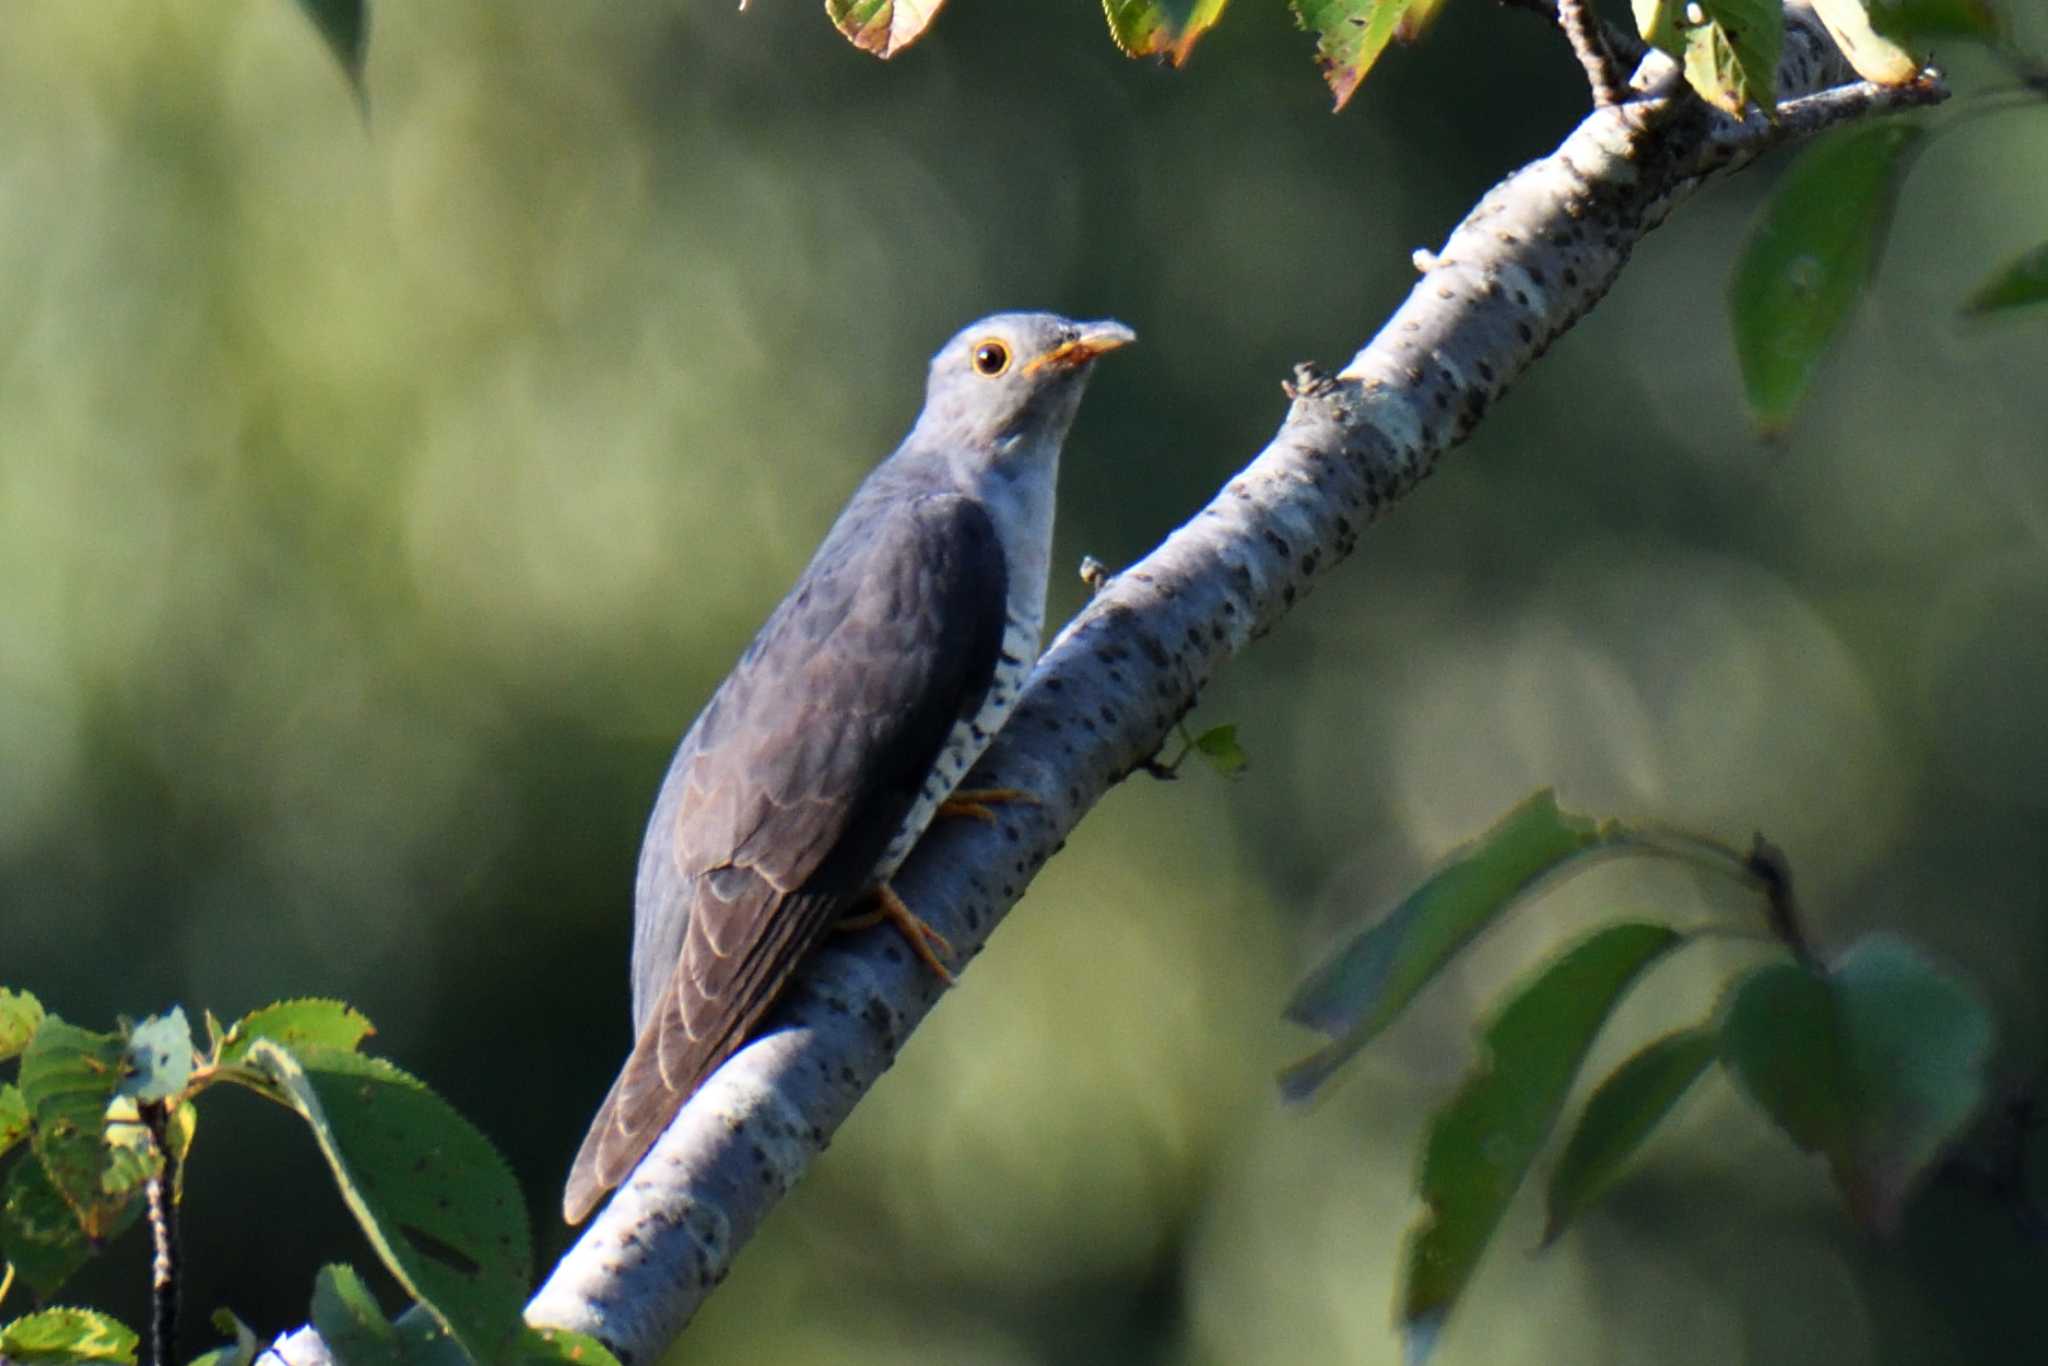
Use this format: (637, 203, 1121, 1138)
(874, 609, 1042, 880)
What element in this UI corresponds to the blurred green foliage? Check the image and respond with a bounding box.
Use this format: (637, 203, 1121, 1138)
(2, 2, 2047, 1363)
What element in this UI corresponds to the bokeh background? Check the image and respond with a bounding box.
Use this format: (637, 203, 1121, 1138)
(5, 2, 2048, 1362)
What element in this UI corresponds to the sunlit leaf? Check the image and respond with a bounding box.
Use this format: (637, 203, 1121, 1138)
(292, 0, 371, 102)
(1683, 0, 1783, 116)
(510, 1325, 627, 1366)
(1722, 934, 1992, 1232)
(217, 999, 374, 1067)
(1190, 723, 1249, 778)
(117, 1009, 193, 1106)
(825, 0, 946, 58)
(309, 1263, 406, 1366)
(16, 1020, 132, 1236)
(0, 1306, 139, 1363)
(1281, 791, 1622, 1099)
(1102, 0, 1232, 66)
(1963, 241, 2048, 318)
(1402, 923, 1686, 1360)
(0, 1084, 27, 1160)
(1809, 0, 1924, 83)
(1730, 122, 1924, 432)
(1543, 1025, 1719, 1243)
(241, 1042, 530, 1362)
(0, 989, 44, 1062)
(1289, 0, 1427, 112)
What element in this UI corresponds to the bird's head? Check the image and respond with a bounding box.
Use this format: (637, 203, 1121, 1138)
(912, 312, 1135, 470)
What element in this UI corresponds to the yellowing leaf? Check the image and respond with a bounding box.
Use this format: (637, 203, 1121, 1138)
(1289, 0, 1426, 112)
(825, 0, 947, 59)
(1102, 1, 1233, 66)
(1809, 0, 1923, 84)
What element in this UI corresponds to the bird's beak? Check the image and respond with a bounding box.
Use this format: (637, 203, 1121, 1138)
(1024, 320, 1137, 375)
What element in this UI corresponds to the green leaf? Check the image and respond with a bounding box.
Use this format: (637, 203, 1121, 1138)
(0, 990, 44, 1062)
(1963, 241, 2048, 318)
(508, 1325, 627, 1366)
(825, 0, 946, 58)
(116, 1009, 193, 1106)
(1281, 791, 1621, 1099)
(242, 1042, 530, 1362)
(1101, 0, 1232, 66)
(1402, 923, 1685, 1359)
(310, 1263, 406, 1366)
(1289, 0, 1437, 112)
(1679, 0, 1783, 116)
(17, 1020, 134, 1236)
(0, 1156, 109, 1301)
(1866, 0, 2001, 43)
(1543, 1025, 1720, 1243)
(1721, 934, 1993, 1232)
(217, 999, 374, 1068)
(293, 0, 370, 101)
(0, 1084, 28, 1159)
(1190, 723, 1249, 778)
(1730, 122, 1924, 432)
(184, 1308, 261, 1366)
(0, 1306, 139, 1363)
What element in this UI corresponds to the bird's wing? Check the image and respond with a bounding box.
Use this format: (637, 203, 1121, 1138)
(564, 490, 1008, 1222)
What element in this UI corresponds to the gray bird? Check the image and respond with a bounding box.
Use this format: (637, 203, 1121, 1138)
(564, 312, 1134, 1224)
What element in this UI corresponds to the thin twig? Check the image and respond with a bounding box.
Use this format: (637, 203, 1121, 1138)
(141, 1100, 180, 1366)
(1557, 0, 1628, 106)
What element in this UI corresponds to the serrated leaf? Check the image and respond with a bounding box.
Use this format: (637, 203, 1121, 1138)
(0, 1156, 105, 1301)
(1866, 0, 2000, 43)
(242, 1042, 530, 1362)
(217, 999, 374, 1068)
(17, 1020, 133, 1236)
(1963, 241, 2048, 318)
(0, 1084, 28, 1158)
(1722, 934, 1992, 1233)
(1289, 0, 1432, 111)
(0, 1306, 139, 1363)
(117, 1009, 193, 1105)
(1730, 121, 1924, 432)
(1543, 1025, 1719, 1243)
(1190, 723, 1249, 778)
(1281, 791, 1622, 1099)
(1677, 0, 1783, 116)
(293, 0, 370, 102)
(1402, 923, 1684, 1359)
(825, 0, 945, 58)
(310, 1263, 405, 1366)
(184, 1307, 260, 1366)
(1102, 0, 1232, 66)
(0, 990, 44, 1062)
(1809, 0, 1923, 83)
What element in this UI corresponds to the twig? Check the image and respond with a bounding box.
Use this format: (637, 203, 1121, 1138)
(141, 1100, 180, 1366)
(1557, 0, 1628, 106)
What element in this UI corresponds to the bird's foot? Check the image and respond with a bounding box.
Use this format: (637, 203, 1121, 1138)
(838, 882, 956, 984)
(937, 786, 1038, 824)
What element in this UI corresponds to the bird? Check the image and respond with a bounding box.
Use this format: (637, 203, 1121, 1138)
(563, 311, 1135, 1224)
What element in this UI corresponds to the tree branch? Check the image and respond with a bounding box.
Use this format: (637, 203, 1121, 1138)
(267, 18, 1946, 1366)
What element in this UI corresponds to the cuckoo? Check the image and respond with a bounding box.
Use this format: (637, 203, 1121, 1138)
(563, 311, 1134, 1223)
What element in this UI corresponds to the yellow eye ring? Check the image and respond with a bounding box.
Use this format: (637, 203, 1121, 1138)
(971, 339, 1011, 377)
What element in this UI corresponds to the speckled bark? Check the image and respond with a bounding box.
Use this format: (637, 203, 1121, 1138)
(272, 24, 1946, 1366)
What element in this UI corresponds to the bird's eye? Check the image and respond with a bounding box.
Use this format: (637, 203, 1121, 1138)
(972, 340, 1011, 377)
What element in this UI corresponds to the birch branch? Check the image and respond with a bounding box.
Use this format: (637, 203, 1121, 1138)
(272, 16, 1946, 1366)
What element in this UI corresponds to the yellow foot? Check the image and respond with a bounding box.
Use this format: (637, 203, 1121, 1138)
(937, 786, 1039, 824)
(838, 882, 956, 984)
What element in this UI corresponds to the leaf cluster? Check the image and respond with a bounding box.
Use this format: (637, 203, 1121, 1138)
(0, 993, 613, 1366)
(1285, 792, 1998, 1362)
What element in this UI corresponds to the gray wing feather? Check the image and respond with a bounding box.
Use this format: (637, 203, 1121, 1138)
(564, 489, 1007, 1222)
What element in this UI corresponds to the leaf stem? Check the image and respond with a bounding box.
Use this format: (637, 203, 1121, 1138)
(1612, 826, 1815, 965)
